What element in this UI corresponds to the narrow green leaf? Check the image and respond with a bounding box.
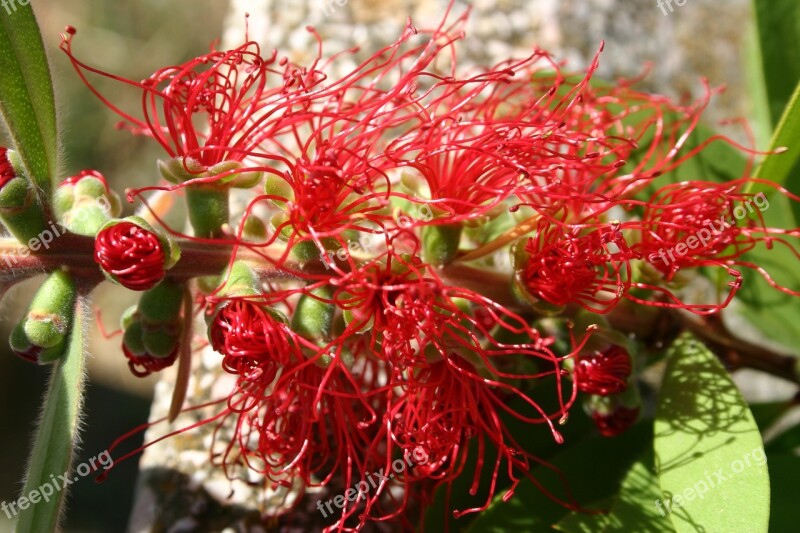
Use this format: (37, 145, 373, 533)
(0, 2, 58, 194)
(752, 0, 800, 127)
(15, 296, 88, 532)
(750, 0, 800, 223)
(746, 79, 800, 194)
(654, 334, 770, 533)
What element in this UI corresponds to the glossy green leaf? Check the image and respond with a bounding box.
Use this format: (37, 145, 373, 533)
(767, 454, 800, 532)
(556, 450, 675, 533)
(0, 3, 58, 194)
(15, 296, 88, 532)
(654, 334, 770, 533)
(467, 424, 651, 532)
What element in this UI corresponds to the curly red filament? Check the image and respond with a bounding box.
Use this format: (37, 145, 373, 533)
(574, 345, 632, 396)
(94, 222, 166, 291)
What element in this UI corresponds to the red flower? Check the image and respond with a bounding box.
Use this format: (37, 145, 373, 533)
(591, 406, 640, 437)
(0, 148, 15, 188)
(209, 298, 297, 376)
(60, 32, 305, 171)
(520, 221, 635, 313)
(95, 222, 166, 291)
(574, 345, 632, 396)
(123, 343, 178, 378)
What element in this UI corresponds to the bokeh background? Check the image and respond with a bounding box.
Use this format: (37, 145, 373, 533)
(1, 0, 788, 531)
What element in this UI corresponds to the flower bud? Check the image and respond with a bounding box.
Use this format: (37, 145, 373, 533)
(584, 386, 641, 437)
(157, 157, 204, 184)
(421, 222, 462, 266)
(54, 170, 121, 236)
(574, 345, 632, 396)
(157, 157, 255, 238)
(121, 280, 185, 376)
(208, 160, 262, 189)
(208, 298, 293, 374)
(9, 271, 77, 364)
(0, 148, 50, 244)
(94, 216, 179, 291)
(291, 285, 335, 341)
(264, 174, 295, 206)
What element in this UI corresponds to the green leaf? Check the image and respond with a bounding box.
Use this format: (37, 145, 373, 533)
(15, 296, 88, 532)
(752, 0, 800, 128)
(735, 192, 800, 352)
(767, 454, 800, 532)
(423, 378, 595, 531)
(749, 401, 794, 433)
(746, 80, 800, 194)
(751, 0, 800, 224)
(553, 500, 611, 533)
(654, 334, 770, 533)
(467, 424, 651, 532)
(556, 450, 675, 533)
(764, 420, 800, 454)
(0, 3, 58, 194)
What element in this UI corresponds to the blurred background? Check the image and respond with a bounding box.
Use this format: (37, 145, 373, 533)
(0, 0, 779, 531)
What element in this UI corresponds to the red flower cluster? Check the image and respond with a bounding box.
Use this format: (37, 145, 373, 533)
(62, 6, 800, 531)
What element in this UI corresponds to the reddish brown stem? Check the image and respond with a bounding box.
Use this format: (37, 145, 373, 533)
(1, 235, 797, 387)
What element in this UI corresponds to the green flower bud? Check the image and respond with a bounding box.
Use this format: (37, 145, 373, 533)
(291, 285, 335, 341)
(241, 215, 267, 242)
(137, 280, 185, 323)
(157, 157, 204, 184)
(184, 184, 229, 239)
(422, 223, 462, 266)
(264, 174, 295, 206)
(0, 148, 50, 244)
(208, 161, 262, 189)
(10, 271, 77, 364)
(121, 281, 186, 376)
(54, 171, 122, 236)
(141, 325, 180, 359)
